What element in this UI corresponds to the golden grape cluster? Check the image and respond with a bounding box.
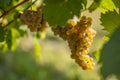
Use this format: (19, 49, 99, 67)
(20, 7, 47, 32)
(52, 16, 96, 71)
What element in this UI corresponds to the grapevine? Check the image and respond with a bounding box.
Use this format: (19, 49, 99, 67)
(52, 16, 96, 70)
(0, 0, 120, 79)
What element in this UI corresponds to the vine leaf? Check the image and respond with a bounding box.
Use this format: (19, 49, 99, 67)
(88, 0, 117, 13)
(99, 27, 120, 79)
(88, 0, 101, 12)
(6, 29, 12, 50)
(43, 0, 86, 26)
(0, 0, 11, 8)
(100, 11, 120, 36)
(0, 25, 6, 42)
(5, 28, 20, 51)
(98, 0, 116, 13)
(112, 0, 120, 8)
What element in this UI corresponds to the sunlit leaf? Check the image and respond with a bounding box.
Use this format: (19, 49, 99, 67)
(88, 0, 117, 13)
(98, 0, 117, 13)
(100, 11, 120, 36)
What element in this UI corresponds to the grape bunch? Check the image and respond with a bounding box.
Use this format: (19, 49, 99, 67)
(20, 7, 47, 32)
(52, 16, 96, 71)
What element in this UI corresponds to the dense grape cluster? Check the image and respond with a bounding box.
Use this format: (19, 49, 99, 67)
(20, 7, 47, 32)
(52, 16, 96, 70)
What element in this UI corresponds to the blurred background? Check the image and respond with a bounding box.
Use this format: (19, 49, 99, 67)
(0, 27, 119, 80)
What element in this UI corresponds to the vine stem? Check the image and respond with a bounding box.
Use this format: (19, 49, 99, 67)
(0, 0, 29, 18)
(3, 0, 37, 28)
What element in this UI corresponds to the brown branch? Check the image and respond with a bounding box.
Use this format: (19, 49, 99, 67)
(3, 0, 37, 28)
(0, 0, 29, 18)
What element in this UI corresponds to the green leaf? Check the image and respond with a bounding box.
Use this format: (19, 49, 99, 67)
(6, 30, 12, 50)
(99, 27, 120, 79)
(0, 0, 11, 8)
(93, 50, 101, 61)
(43, 0, 86, 26)
(0, 42, 8, 52)
(11, 19, 27, 37)
(5, 28, 19, 51)
(88, 0, 101, 12)
(98, 0, 117, 13)
(0, 25, 6, 42)
(88, 0, 117, 13)
(112, 0, 120, 8)
(100, 11, 120, 36)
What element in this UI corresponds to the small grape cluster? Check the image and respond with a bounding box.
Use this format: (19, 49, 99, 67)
(20, 7, 47, 32)
(52, 16, 96, 70)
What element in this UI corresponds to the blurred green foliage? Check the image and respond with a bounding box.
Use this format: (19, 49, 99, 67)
(0, 48, 39, 80)
(0, 47, 69, 80)
(0, 25, 6, 42)
(0, 42, 101, 80)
